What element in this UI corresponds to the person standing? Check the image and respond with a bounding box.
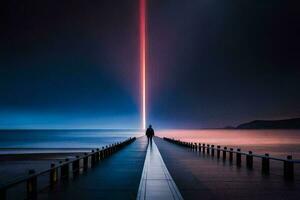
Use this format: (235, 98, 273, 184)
(146, 125, 155, 142)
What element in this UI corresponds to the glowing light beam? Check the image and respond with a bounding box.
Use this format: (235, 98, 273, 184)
(140, 0, 147, 129)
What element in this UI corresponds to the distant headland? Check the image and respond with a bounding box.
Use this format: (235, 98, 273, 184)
(233, 118, 300, 129)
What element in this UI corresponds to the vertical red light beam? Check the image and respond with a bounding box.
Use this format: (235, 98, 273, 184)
(140, 0, 147, 129)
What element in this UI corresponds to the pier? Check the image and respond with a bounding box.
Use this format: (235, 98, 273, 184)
(157, 137, 300, 200)
(1, 136, 300, 200)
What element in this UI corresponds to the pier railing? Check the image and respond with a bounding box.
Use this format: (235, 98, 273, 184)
(163, 137, 299, 180)
(0, 137, 136, 200)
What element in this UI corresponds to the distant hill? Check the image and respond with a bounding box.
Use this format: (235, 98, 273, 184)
(236, 118, 300, 129)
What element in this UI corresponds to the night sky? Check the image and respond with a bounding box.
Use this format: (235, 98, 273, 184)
(1, 0, 300, 129)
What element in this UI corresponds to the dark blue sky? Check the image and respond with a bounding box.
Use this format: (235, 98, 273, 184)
(1, 0, 300, 129)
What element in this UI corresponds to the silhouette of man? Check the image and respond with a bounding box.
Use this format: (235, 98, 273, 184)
(146, 125, 155, 142)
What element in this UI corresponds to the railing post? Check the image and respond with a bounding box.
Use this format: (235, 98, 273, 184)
(262, 153, 270, 174)
(246, 151, 253, 169)
(49, 163, 58, 187)
(27, 169, 37, 200)
(91, 150, 96, 167)
(61, 159, 69, 180)
(112, 144, 116, 153)
(101, 147, 105, 159)
(105, 146, 109, 156)
(73, 156, 80, 176)
(223, 147, 227, 160)
(211, 145, 215, 157)
(83, 153, 89, 171)
(0, 188, 6, 200)
(96, 148, 100, 162)
(236, 149, 241, 167)
(229, 148, 233, 162)
(110, 145, 113, 154)
(100, 149, 103, 160)
(112, 144, 116, 152)
(207, 144, 210, 154)
(284, 155, 294, 180)
(217, 146, 221, 159)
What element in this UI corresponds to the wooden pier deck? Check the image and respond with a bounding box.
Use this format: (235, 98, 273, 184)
(154, 137, 300, 200)
(137, 139, 183, 200)
(40, 137, 148, 200)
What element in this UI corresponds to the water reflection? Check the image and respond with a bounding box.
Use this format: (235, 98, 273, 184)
(156, 129, 300, 159)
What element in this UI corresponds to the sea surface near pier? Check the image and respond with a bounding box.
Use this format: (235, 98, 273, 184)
(0, 129, 144, 153)
(156, 129, 300, 159)
(0, 129, 143, 184)
(1, 129, 300, 185)
(1, 129, 300, 157)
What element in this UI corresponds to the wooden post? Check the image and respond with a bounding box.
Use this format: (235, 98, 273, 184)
(100, 150, 103, 160)
(73, 156, 80, 176)
(246, 151, 253, 169)
(207, 144, 210, 154)
(217, 146, 221, 159)
(91, 150, 96, 167)
(284, 155, 294, 180)
(262, 153, 270, 174)
(0, 188, 6, 200)
(101, 147, 105, 159)
(114, 143, 117, 152)
(96, 148, 100, 162)
(112, 144, 115, 153)
(83, 153, 89, 171)
(110, 145, 114, 153)
(236, 149, 241, 167)
(229, 148, 233, 162)
(61, 159, 69, 179)
(211, 145, 215, 157)
(105, 146, 109, 155)
(50, 163, 57, 186)
(223, 147, 227, 160)
(27, 169, 37, 200)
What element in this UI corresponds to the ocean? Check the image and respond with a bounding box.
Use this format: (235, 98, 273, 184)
(156, 129, 300, 159)
(0, 129, 144, 154)
(0, 129, 299, 159)
(1, 129, 300, 184)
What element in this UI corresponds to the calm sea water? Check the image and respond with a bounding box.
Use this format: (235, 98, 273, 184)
(1, 129, 300, 184)
(156, 129, 300, 159)
(1, 129, 300, 159)
(0, 129, 143, 154)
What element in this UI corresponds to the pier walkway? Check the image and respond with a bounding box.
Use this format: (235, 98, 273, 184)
(41, 137, 148, 200)
(137, 139, 183, 200)
(154, 137, 300, 200)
